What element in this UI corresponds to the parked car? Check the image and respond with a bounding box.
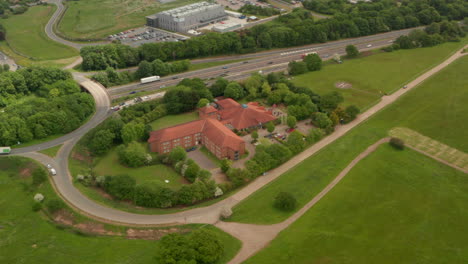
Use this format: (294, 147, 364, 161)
(186, 147, 196, 152)
(113, 106, 121, 111)
(46, 164, 52, 169)
(129, 91, 137, 94)
(222, 66, 229, 69)
(119, 102, 126, 106)
(286, 128, 295, 133)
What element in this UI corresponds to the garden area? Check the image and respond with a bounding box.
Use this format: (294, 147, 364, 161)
(0, 5, 78, 66)
(0, 156, 240, 264)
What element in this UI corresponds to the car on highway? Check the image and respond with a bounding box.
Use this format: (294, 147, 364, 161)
(129, 91, 137, 94)
(243, 61, 249, 64)
(49, 168, 57, 176)
(222, 66, 229, 69)
(160, 85, 166, 88)
(172, 76, 179, 80)
(267, 61, 274, 64)
(366, 44, 372, 47)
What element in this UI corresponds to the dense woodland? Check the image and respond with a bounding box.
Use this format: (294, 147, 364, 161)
(80, 0, 467, 71)
(0, 67, 95, 146)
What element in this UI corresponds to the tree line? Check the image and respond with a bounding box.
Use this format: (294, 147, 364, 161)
(0, 66, 95, 146)
(239, 4, 280, 17)
(80, 0, 467, 71)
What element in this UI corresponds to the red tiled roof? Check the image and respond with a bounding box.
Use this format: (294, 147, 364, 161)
(148, 119, 244, 151)
(148, 120, 205, 143)
(199, 105, 217, 114)
(216, 98, 239, 109)
(203, 119, 244, 150)
(217, 100, 276, 130)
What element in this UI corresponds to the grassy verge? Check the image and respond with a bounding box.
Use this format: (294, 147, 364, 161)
(38, 145, 63, 158)
(245, 145, 468, 263)
(0, 156, 240, 263)
(149, 111, 199, 130)
(291, 39, 467, 110)
(229, 49, 468, 224)
(0, 5, 78, 63)
(58, 0, 200, 39)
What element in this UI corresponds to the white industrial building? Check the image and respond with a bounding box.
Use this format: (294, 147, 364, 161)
(146, 2, 228, 33)
(212, 23, 242, 33)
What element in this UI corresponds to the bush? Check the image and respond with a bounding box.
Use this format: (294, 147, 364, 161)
(32, 168, 47, 186)
(155, 229, 224, 264)
(220, 158, 232, 173)
(273, 192, 297, 211)
(390, 137, 405, 150)
(168, 146, 187, 164)
(102, 174, 136, 200)
(32, 202, 42, 212)
(117, 142, 147, 167)
(46, 198, 65, 214)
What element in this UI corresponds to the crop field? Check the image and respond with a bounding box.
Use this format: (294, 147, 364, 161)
(229, 52, 468, 224)
(0, 6, 78, 62)
(292, 39, 467, 110)
(58, 0, 200, 39)
(245, 145, 468, 264)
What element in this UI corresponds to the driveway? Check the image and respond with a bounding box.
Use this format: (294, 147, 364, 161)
(187, 149, 217, 170)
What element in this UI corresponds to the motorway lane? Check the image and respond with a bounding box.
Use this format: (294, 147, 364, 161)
(110, 36, 397, 98)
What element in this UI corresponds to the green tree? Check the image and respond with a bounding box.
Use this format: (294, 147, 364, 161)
(224, 82, 245, 100)
(46, 199, 65, 214)
(117, 141, 147, 167)
(287, 115, 297, 129)
(274, 192, 297, 211)
(344, 105, 360, 123)
(121, 122, 145, 144)
(345, 44, 359, 58)
(220, 158, 232, 173)
(135, 60, 153, 79)
(251, 130, 259, 140)
(288, 61, 308, 75)
(286, 131, 305, 154)
(261, 82, 272, 97)
(303, 53, 322, 71)
(89, 129, 115, 155)
(184, 160, 200, 183)
(197, 98, 210, 108)
(313, 112, 333, 129)
(169, 146, 187, 164)
(319, 91, 343, 112)
(266, 122, 275, 133)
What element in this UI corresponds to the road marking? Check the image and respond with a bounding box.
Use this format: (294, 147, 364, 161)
(280, 47, 320, 56)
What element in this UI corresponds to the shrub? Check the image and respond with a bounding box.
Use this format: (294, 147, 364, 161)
(102, 174, 136, 200)
(32, 168, 47, 186)
(220, 158, 232, 173)
(168, 146, 187, 164)
(32, 202, 42, 212)
(46, 198, 65, 214)
(117, 142, 147, 167)
(390, 137, 405, 150)
(155, 229, 224, 264)
(274, 192, 297, 211)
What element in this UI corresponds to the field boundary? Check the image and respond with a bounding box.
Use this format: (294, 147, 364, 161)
(389, 127, 468, 173)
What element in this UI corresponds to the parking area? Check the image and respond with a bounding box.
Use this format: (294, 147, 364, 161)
(108, 27, 189, 47)
(187, 149, 218, 171)
(216, 0, 270, 10)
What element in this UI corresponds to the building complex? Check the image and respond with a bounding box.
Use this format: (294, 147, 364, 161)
(146, 1, 227, 33)
(148, 98, 276, 160)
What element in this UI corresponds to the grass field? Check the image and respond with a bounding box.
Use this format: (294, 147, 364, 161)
(149, 111, 199, 130)
(58, 0, 199, 39)
(94, 146, 185, 190)
(245, 145, 468, 264)
(229, 51, 468, 224)
(0, 156, 240, 263)
(292, 39, 467, 110)
(0, 5, 78, 62)
(38, 145, 63, 158)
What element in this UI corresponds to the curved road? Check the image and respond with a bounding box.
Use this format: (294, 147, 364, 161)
(16, 46, 468, 227)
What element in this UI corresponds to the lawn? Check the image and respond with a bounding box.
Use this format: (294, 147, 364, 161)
(149, 111, 199, 130)
(292, 39, 467, 110)
(229, 51, 468, 224)
(58, 0, 199, 39)
(94, 146, 185, 190)
(245, 145, 468, 264)
(0, 156, 240, 264)
(0, 5, 78, 61)
(38, 144, 63, 158)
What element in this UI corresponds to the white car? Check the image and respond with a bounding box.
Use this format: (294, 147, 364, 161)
(50, 168, 57, 176)
(366, 44, 372, 47)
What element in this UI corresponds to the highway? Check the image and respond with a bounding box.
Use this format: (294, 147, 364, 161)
(108, 28, 413, 98)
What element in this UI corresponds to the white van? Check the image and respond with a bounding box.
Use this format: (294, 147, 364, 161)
(50, 168, 57, 176)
